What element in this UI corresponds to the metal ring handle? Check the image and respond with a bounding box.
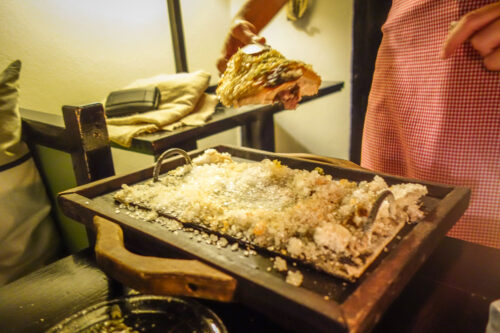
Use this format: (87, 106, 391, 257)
(364, 190, 395, 233)
(153, 148, 193, 182)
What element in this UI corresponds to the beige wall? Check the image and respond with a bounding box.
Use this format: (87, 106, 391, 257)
(0, 0, 175, 113)
(0, 0, 234, 174)
(1, 0, 352, 160)
(0, 0, 353, 250)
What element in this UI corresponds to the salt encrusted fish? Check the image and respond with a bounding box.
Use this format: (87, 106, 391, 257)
(114, 149, 427, 281)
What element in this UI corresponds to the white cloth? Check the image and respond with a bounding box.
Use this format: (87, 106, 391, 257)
(487, 300, 500, 333)
(0, 142, 60, 285)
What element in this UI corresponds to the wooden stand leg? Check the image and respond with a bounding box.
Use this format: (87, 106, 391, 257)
(62, 104, 115, 185)
(241, 114, 275, 152)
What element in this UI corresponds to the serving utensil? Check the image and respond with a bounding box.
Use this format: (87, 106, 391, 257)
(241, 37, 271, 55)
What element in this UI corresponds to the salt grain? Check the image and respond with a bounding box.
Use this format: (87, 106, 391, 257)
(286, 270, 303, 287)
(273, 257, 287, 272)
(218, 237, 229, 247)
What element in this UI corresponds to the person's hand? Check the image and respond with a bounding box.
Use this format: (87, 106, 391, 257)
(216, 19, 266, 74)
(442, 1, 500, 71)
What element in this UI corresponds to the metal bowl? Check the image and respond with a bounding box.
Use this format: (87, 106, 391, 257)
(47, 294, 227, 333)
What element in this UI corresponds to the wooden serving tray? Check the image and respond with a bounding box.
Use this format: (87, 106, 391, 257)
(58, 145, 470, 333)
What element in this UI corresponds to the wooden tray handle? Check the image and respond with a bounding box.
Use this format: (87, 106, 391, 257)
(277, 153, 367, 171)
(93, 216, 236, 302)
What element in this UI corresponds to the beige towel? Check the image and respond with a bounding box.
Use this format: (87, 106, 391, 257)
(107, 70, 217, 147)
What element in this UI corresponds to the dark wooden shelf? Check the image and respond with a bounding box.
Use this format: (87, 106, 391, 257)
(111, 80, 344, 156)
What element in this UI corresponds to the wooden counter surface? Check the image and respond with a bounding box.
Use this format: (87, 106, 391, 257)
(1, 237, 498, 332)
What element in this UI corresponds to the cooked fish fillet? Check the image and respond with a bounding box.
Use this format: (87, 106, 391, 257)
(216, 49, 321, 109)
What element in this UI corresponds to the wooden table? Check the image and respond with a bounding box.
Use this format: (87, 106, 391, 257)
(111, 81, 344, 157)
(1, 237, 498, 333)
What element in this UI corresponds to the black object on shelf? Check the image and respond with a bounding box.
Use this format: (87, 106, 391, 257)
(105, 87, 161, 118)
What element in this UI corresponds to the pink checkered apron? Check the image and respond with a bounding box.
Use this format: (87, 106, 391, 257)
(361, 0, 500, 248)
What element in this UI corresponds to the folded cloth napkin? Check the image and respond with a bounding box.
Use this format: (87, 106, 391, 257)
(106, 70, 217, 147)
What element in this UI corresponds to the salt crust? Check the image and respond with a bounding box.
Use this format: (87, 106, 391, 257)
(114, 149, 428, 281)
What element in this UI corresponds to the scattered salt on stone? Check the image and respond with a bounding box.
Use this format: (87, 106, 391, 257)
(144, 211, 158, 221)
(273, 257, 287, 272)
(218, 237, 229, 248)
(286, 270, 303, 287)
